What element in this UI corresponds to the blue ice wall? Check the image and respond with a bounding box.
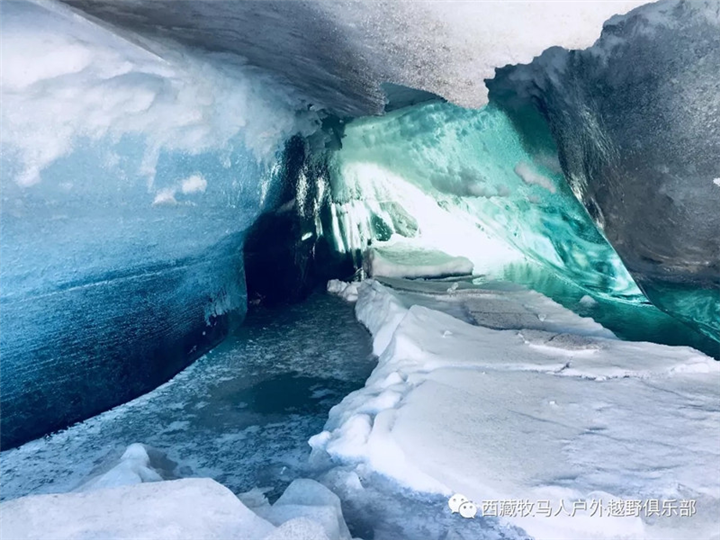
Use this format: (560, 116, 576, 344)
(0, 0, 315, 448)
(486, 0, 720, 344)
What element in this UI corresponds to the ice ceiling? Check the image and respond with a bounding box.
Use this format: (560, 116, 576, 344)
(1, 0, 718, 448)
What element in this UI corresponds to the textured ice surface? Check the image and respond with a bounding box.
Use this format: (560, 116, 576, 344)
(311, 280, 720, 540)
(487, 0, 720, 343)
(0, 0, 319, 447)
(0, 478, 277, 540)
(58, 0, 644, 114)
(1, 474, 358, 540)
(0, 293, 374, 503)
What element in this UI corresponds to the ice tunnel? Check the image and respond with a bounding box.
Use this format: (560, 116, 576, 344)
(1, 0, 718, 457)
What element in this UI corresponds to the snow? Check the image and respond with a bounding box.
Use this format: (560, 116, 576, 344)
(59, 0, 646, 114)
(1, 0, 318, 188)
(181, 174, 209, 194)
(311, 279, 720, 540)
(363, 242, 474, 279)
(327, 280, 360, 302)
(263, 518, 331, 540)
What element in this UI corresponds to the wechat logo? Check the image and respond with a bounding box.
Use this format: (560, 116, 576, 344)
(448, 494, 478, 519)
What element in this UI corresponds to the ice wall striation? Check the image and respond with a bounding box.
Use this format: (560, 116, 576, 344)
(0, 0, 318, 448)
(487, 0, 720, 343)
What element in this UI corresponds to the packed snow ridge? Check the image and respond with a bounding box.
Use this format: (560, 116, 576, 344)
(324, 279, 720, 540)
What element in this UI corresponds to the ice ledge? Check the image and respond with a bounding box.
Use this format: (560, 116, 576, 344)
(318, 279, 720, 540)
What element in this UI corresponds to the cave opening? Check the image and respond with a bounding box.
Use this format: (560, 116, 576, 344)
(1, 1, 719, 539)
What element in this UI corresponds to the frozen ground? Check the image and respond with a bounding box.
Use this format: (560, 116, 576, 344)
(320, 279, 720, 540)
(0, 291, 375, 503)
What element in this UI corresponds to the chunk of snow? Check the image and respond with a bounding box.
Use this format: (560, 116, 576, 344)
(579, 294, 598, 307)
(311, 279, 720, 540)
(326, 280, 359, 302)
(152, 188, 178, 206)
(180, 174, 208, 194)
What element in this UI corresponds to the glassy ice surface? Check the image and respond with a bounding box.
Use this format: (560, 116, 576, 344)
(327, 102, 642, 302)
(486, 0, 720, 342)
(0, 292, 374, 503)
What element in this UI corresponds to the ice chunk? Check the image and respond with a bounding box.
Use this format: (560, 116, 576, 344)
(75, 443, 165, 492)
(364, 242, 474, 279)
(0, 478, 276, 540)
(259, 479, 352, 540)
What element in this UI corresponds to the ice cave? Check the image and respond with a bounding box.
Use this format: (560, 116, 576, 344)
(0, 0, 718, 539)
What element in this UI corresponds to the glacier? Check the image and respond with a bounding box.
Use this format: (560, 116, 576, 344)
(1, 0, 719, 538)
(0, 0, 319, 447)
(486, 0, 720, 342)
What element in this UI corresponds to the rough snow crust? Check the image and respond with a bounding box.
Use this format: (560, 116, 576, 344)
(58, 0, 646, 114)
(1, 0, 318, 188)
(313, 280, 720, 540)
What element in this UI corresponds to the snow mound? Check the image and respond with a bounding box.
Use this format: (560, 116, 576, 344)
(363, 242, 473, 279)
(2, 0, 317, 187)
(310, 279, 720, 540)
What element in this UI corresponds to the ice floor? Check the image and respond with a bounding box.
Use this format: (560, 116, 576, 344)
(0, 291, 376, 503)
(317, 279, 720, 540)
(4, 279, 718, 540)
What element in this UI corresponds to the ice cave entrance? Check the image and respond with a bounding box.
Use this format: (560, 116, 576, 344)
(1, 1, 718, 539)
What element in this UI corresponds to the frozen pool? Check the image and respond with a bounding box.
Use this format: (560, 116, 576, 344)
(0, 291, 375, 503)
